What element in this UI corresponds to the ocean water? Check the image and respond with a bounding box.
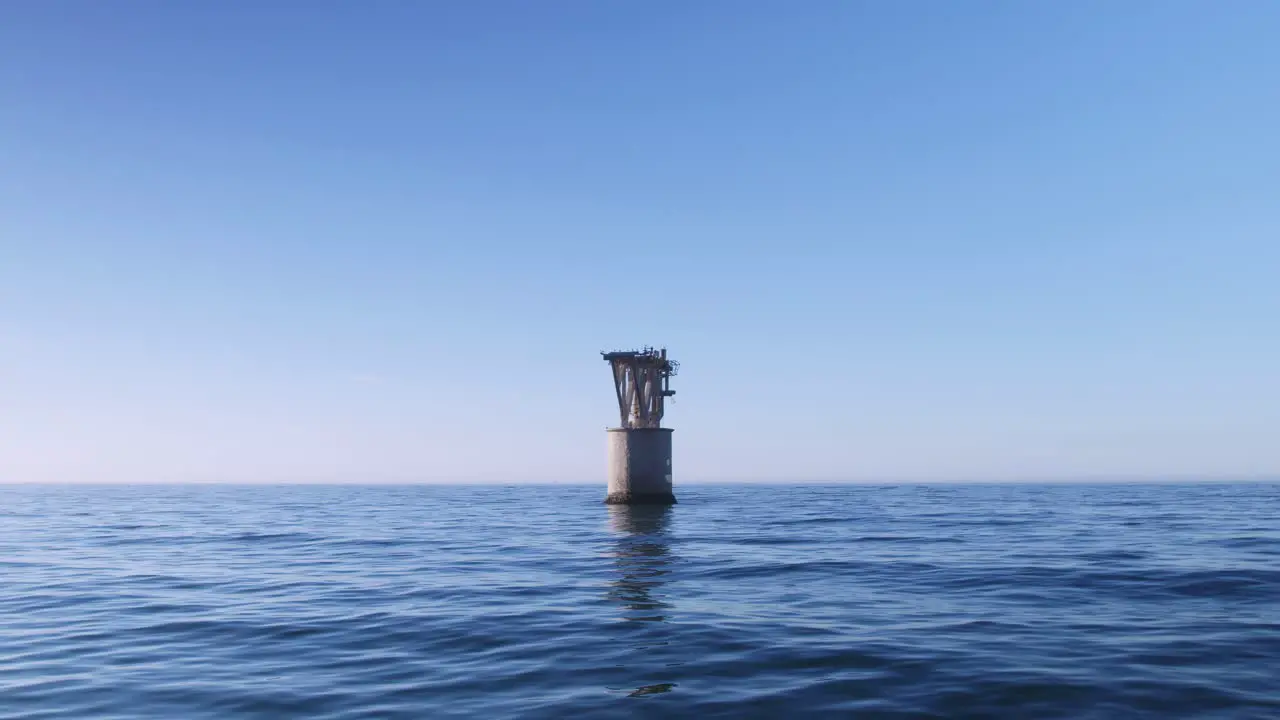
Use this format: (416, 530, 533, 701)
(1, 483, 1277, 719)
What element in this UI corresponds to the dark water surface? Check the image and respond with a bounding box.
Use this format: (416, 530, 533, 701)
(2, 483, 1277, 719)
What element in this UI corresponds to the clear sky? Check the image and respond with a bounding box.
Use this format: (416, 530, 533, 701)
(3, 1, 1278, 483)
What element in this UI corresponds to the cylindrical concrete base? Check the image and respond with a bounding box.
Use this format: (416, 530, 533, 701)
(606, 428, 675, 505)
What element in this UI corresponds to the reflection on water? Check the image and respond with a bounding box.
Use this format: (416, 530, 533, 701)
(606, 505, 673, 622)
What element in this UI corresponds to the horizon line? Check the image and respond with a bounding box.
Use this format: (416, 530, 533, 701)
(2, 476, 1276, 487)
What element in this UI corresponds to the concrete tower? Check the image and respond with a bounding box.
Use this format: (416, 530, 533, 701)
(601, 347, 678, 505)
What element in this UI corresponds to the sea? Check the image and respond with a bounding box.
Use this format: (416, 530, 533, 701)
(1, 483, 1277, 719)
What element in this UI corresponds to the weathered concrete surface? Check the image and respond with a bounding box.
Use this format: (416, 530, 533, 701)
(606, 428, 675, 505)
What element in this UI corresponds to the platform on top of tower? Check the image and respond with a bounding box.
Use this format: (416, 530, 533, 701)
(601, 347, 678, 372)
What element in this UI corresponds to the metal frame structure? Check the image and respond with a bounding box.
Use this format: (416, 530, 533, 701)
(601, 347, 678, 429)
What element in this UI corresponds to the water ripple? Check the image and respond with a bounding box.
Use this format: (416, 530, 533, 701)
(1, 483, 1278, 719)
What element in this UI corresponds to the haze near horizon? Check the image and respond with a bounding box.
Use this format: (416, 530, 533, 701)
(3, 1, 1278, 484)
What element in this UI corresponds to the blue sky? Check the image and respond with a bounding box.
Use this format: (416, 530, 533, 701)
(3, 1, 1278, 483)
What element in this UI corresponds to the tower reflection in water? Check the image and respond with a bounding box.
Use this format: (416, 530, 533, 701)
(606, 505, 673, 622)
